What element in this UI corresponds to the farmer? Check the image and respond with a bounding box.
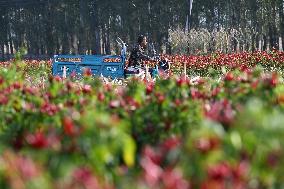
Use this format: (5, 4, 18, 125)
(125, 35, 170, 79)
(127, 35, 153, 68)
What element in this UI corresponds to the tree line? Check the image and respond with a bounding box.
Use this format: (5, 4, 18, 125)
(0, 0, 283, 59)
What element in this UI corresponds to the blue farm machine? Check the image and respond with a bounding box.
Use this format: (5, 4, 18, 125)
(52, 38, 169, 79)
(52, 38, 127, 79)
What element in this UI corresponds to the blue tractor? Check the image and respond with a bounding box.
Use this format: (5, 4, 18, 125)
(52, 38, 168, 79)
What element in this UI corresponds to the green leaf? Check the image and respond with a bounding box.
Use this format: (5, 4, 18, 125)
(122, 135, 136, 167)
(230, 131, 242, 150)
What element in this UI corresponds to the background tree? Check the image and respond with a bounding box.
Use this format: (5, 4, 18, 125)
(0, 0, 283, 60)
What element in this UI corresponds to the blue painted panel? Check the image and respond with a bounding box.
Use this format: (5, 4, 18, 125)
(52, 54, 125, 79)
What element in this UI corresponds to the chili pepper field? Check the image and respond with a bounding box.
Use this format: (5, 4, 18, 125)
(0, 50, 284, 189)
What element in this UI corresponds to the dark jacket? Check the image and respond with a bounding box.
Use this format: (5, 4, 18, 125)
(128, 44, 151, 68)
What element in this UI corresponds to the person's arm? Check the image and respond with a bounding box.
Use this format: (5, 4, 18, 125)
(136, 46, 153, 61)
(137, 51, 152, 60)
